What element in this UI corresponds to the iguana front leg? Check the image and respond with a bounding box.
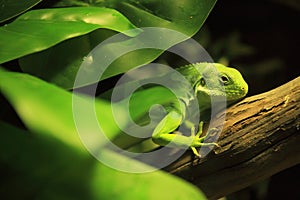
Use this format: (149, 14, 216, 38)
(189, 121, 220, 157)
(151, 111, 219, 156)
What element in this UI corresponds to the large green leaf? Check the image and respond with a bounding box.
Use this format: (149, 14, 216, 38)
(19, 0, 217, 89)
(91, 149, 207, 200)
(0, 70, 207, 199)
(55, 0, 216, 36)
(0, 121, 95, 199)
(0, 122, 207, 199)
(0, 0, 42, 23)
(0, 68, 122, 149)
(0, 7, 141, 64)
(0, 66, 178, 150)
(110, 0, 216, 36)
(19, 28, 121, 89)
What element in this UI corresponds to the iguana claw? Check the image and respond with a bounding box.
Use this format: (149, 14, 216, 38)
(190, 121, 221, 157)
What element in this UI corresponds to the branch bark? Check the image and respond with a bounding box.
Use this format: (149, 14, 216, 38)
(165, 76, 300, 199)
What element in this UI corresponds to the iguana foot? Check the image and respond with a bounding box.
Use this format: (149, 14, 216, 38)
(189, 122, 221, 157)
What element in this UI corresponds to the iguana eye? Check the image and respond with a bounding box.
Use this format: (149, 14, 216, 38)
(220, 75, 229, 85)
(200, 78, 206, 86)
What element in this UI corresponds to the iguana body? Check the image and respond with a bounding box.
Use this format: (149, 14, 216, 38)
(149, 62, 248, 156)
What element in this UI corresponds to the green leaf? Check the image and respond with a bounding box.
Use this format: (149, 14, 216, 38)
(0, 66, 183, 155)
(0, 122, 206, 200)
(110, 0, 216, 36)
(0, 7, 141, 64)
(0, 68, 122, 150)
(92, 149, 207, 200)
(57, 0, 216, 35)
(19, 28, 120, 89)
(0, 121, 95, 199)
(19, 0, 217, 89)
(0, 70, 207, 199)
(0, 0, 42, 23)
(0, 66, 178, 150)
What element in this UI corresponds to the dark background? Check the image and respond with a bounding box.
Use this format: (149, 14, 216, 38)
(203, 0, 299, 199)
(204, 0, 300, 95)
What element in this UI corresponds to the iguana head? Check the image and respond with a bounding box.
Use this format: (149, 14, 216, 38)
(194, 63, 248, 103)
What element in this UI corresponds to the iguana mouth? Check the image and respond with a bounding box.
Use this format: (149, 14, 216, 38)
(226, 89, 247, 101)
(197, 85, 248, 102)
(226, 83, 248, 101)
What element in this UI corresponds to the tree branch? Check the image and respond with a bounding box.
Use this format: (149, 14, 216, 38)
(165, 76, 300, 199)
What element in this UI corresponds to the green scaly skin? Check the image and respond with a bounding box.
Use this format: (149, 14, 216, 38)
(151, 63, 248, 157)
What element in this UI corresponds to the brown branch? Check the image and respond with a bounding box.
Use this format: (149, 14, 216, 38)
(165, 76, 300, 199)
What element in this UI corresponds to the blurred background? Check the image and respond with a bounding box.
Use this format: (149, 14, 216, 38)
(198, 0, 300, 199)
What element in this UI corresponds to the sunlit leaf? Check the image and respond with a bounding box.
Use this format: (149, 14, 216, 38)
(0, 7, 141, 64)
(0, 68, 121, 149)
(19, 0, 217, 89)
(0, 123, 207, 200)
(0, 71, 207, 199)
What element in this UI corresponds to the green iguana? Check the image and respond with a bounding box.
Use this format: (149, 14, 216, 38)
(113, 62, 248, 157)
